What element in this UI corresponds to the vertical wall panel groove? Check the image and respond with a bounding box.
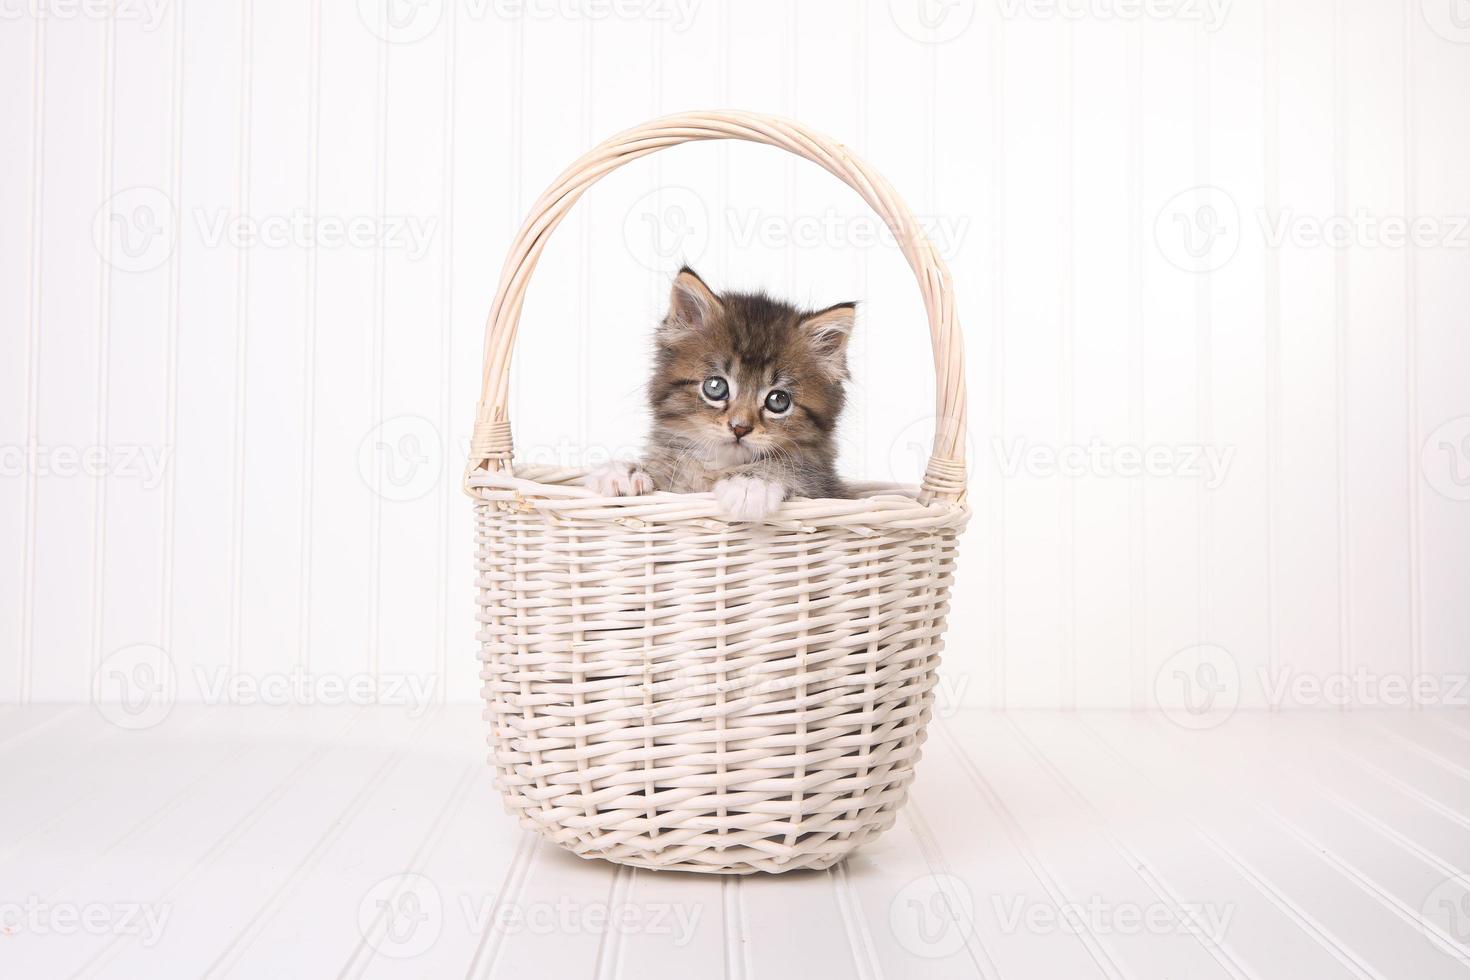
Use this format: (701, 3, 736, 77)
(159, 0, 187, 657)
(88, 6, 117, 679)
(1125, 22, 1143, 709)
(1059, 19, 1076, 710)
(577, 17, 591, 449)
(227, 0, 254, 676)
(366, 14, 387, 681)
(991, 15, 1008, 710)
(507, 16, 523, 424)
(1332, 0, 1351, 688)
(1402, 0, 1424, 688)
(1263, 0, 1282, 690)
(1195, 24, 1211, 660)
(18, 14, 47, 704)
(435, 0, 458, 705)
(295, 0, 322, 676)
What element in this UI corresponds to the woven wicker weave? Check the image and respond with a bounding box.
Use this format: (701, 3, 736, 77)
(466, 111, 969, 875)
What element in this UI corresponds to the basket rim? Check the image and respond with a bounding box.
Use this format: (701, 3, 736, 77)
(469, 465, 970, 531)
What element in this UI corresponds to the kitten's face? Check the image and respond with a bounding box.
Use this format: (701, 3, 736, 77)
(649, 268, 853, 467)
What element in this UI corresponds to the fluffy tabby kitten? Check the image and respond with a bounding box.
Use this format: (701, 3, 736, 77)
(585, 267, 855, 521)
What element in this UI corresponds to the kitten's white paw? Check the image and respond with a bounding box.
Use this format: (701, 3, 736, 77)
(584, 461, 655, 497)
(713, 476, 786, 522)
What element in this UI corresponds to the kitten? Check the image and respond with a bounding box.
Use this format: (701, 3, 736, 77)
(585, 267, 855, 521)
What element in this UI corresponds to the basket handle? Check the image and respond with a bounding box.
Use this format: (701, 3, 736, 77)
(467, 110, 967, 504)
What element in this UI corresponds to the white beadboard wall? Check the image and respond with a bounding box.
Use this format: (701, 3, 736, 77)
(2, 0, 1468, 710)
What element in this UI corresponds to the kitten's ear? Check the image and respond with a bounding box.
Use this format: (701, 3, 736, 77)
(800, 302, 857, 370)
(664, 267, 722, 334)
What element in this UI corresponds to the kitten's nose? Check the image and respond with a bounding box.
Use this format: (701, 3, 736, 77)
(729, 420, 752, 440)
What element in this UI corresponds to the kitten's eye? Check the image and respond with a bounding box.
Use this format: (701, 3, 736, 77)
(764, 390, 792, 414)
(702, 377, 729, 401)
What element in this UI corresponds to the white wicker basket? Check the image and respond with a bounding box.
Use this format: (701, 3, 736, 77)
(465, 111, 969, 875)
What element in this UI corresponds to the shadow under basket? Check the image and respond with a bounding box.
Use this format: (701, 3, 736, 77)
(466, 110, 970, 874)
(471, 467, 969, 874)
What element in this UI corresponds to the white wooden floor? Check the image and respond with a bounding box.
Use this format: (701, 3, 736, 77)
(4, 705, 1469, 979)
